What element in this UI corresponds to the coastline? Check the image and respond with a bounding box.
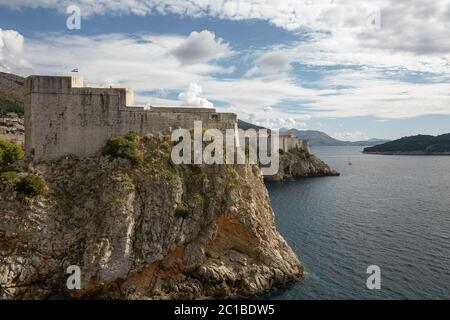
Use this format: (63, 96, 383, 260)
(363, 151, 450, 156)
(264, 152, 340, 182)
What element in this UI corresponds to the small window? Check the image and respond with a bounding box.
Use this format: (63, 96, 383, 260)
(210, 114, 220, 121)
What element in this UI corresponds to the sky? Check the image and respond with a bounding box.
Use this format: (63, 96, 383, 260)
(0, 0, 450, 141)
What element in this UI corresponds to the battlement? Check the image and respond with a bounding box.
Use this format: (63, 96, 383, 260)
(25, 75, 237, 160)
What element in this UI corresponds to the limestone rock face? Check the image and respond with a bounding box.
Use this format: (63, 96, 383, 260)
(265, 151, 340, 181)
(0, 136, 302, 299)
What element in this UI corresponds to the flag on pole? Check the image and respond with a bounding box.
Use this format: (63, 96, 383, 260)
(71, 68, 79, 73)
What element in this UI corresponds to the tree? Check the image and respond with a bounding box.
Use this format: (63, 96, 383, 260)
(0, 140, 25, 167)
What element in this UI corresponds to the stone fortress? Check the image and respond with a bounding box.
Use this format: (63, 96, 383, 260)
(24, 75, 309, 160)
(24, 75, 238, 160)
(279, 131, 310, 153)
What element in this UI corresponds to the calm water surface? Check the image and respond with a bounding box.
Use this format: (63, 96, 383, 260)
(265, 146, 450, 299)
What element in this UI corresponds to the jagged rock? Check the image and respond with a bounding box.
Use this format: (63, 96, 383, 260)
(0, 136, 303, 299)
(265, 150, 340, 181)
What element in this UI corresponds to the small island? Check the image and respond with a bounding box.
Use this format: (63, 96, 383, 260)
(364, 134, 450, 155)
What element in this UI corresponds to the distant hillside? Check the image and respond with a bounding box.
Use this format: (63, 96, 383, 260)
(0, 72, 24, 116)
(283, 128, 389, 147)
(237, 119, 267, 131)
(364, 134, 450, 155)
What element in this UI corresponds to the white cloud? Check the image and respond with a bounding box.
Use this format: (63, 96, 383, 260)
(0, 29, 28, 72)
(3, 0, 450, 57)
(3, 0, 450, 129)
(360, 1, 450, 55)
(178, 82, 214, 108)
(246, 51, 293, 76)
(172, 30, 231, 64)
(333, 131, 369, 141)
(21, 32, 233, 94)
(305, 69, 450, 119)
(0, 1, 385, 31)
(254, 117, 307, 130)
(8, 28, 450, 125)
(17, 31, 323, 121)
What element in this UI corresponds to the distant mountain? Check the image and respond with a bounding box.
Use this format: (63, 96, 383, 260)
(364, 134, 450, 155)
(282, 128, 390, 147)
(237, 122, 389, 146)
(352, 138, 392, 147)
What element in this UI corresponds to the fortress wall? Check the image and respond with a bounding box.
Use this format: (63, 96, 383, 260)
(279, 135, 310, 153)
(25, 76, 237, 160)
(301, 140, 310, 153)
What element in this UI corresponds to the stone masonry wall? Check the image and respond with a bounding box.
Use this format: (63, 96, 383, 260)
(25, 76, 237, 160)
(279, 135, 310, 153)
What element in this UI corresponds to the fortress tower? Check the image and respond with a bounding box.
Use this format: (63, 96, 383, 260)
(24, 75, 237, 160)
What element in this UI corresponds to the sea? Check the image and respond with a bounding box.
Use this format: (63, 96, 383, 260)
(265, 146, 450, 299)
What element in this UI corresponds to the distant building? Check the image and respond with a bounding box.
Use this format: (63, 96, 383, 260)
(0, 112, 25, 146)
(279, 132, 310, 153)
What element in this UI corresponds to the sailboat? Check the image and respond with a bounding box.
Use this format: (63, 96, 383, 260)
(348, 155, 352, 166)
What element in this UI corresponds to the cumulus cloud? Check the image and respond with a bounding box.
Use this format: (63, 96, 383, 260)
(4, 1, 448, 72)
(246, 51, 293, 76)
(22, 32, 235, 94)
(252, 117, 307, 130)
(3, 1, 450, 73)
(8, 29, 450, 124)
(0, 29, 27, 72)
(359, 1, 450, 55)
(20, 31, 321, 117)
(172, 30, 231, 64)
(178, 82, 214, 108)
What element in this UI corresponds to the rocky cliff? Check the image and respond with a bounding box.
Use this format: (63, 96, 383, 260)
(265, 149, 339, 181)
(0, 134, 303, 299)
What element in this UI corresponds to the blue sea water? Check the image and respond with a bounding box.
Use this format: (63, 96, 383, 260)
(265, 146, 450, 299)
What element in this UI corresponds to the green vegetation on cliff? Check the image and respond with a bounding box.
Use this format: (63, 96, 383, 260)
(15, 174, 47, 197)
(0, 140, 46, 198)
(101, 132, 143, 164)
(280, 148, 312, 161)
(0, 72, 25, 116)
(175, 204, 191, 218)
(0, 95, 23, 116)
(364, 134, 450, 154)
(0, 140, 25, 168)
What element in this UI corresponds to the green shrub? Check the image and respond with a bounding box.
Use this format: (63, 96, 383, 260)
(125, 131, 139, 143)
(16, 174, 47, 197)
(0, 140, 25, 167)
(175, 204, 191, 218)
(101, 133, 142, 164)
(0, 171, 20, 189)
